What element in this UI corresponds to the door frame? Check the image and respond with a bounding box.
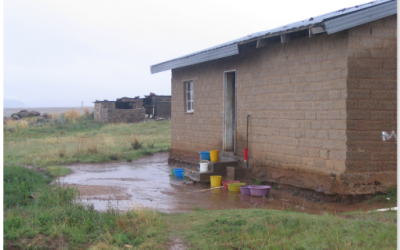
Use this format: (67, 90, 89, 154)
(222, 70, 237, 153)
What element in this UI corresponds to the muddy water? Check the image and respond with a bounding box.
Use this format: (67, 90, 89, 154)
(59, 153, 393, 214)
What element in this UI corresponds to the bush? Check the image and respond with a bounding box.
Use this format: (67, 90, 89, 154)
(64, 109, 81, 123)
(130, 138, 143, 150)
(5, 120, 30, 131)
(83, 108, 90, 116)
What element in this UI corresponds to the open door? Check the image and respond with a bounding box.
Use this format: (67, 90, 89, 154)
(223, 71, 236, 152)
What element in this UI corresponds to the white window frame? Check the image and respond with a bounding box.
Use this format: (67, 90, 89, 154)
(185, 81, 194, 112)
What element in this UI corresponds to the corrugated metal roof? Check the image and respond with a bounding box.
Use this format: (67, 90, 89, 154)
(151, 0, 396, 74)
(325, 0, 397, 33)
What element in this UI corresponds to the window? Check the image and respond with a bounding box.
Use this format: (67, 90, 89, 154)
(185, 81, 194, 112)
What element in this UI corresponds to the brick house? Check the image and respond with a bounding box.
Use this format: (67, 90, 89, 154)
(151, 0, 397, 196)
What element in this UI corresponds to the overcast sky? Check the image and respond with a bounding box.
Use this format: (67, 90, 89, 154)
(4, 0, 371, 107)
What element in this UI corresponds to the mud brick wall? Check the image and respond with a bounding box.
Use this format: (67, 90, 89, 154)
(154, 101, 171, 118)
(94, 102, 115, 123)
(170, 16, 397, 194)
(94, 102, 145, 124)
(105, 108, 145, 123)
(120, 98, 143, 109)
(171, 30, 349, 171)
(346, 15, 397, 173)
(155, 96, 172, 102)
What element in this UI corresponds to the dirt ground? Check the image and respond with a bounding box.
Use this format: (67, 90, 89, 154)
(58, 153, 395, 214)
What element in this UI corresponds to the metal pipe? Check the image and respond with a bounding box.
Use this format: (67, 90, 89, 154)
(246, 114, 251, 168)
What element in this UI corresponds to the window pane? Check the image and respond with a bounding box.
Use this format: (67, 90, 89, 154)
(191, 101, 194, 110)
(188, 101, 191, 111)
(187, 92, 191, 101)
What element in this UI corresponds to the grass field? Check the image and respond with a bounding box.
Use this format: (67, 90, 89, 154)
(3, 112, 397, 249)
(4, 112, 171, 167)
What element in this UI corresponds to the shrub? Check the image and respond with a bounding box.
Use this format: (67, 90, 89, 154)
(130, 138, 143, 150)
(109, 153, 119, 161)
(83, 108, 90, 116)
(64, 109, 81, 123)
(86, 143, 98, 154)
(58, 146, 67, 158)
(148, 141, 155, 149)
(5, 120, 30, 131)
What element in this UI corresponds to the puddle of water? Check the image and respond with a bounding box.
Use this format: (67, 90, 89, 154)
(59, 153, 395, 214)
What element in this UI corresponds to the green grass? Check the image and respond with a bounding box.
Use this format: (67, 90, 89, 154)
(46, 166, 73, 178)
(164, 208, 397, 250)
(4, 166, 167, 249)
(4, 166, 51, 209)
(4, 115, 172, 249)
(4, 115, 171, 167)
(367, 186, 397, 204)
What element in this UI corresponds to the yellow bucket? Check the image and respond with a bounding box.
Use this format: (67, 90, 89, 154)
(227, 183, 246, 192)
(210, 175, 222, 188)
(210, 150, 219, 162)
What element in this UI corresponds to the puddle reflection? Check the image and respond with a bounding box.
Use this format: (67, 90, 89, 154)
(59, 153, 394, 214)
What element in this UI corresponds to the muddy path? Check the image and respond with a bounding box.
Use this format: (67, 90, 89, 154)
(59, 153, 395, 214)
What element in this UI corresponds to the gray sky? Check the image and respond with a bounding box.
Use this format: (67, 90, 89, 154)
(4, 0, 370, 107)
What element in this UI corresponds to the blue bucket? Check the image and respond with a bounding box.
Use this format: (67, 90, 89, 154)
(199, 151, 211, 160)
(173, 168, 184, 178)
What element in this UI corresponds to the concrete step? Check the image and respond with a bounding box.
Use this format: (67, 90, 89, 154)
(220, 151, 237, 161)
(183, 160, 239, 182)
(226, 166, 251, 183)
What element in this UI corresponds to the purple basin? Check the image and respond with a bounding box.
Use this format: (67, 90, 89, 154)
(239, 185, 251, 195)
(249, 185, 271, 197)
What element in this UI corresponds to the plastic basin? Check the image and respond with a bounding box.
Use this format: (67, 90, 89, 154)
(222, 180, 240, 189)
(227, 183, 246, 192)
(249, 185, 271, 197)
(210, 175, 222, 188)
(173, 168, 184, 178)
(199, 151, 211, 160)
(239, 185, 251, 195)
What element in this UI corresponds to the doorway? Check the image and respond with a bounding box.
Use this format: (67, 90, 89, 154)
(223, 71, 236, 152)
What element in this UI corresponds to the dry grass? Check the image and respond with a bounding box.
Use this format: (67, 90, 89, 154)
(5, 120, 30, 131)
(89, 242, 120, 250)
(64, 109, 81, 123)
(83, 108, 90, 116)
(4, 119, 171, 167)
(52, 113, 60, 120)
(87, 142, 98, 154)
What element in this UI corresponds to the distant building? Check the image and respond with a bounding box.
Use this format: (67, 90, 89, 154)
(93, 94, 171, 123)
(94, 97, 145, 124)
(143, 94, 171, 118)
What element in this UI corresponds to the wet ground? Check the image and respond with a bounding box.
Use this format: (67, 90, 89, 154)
(59, 153, 394, 214)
